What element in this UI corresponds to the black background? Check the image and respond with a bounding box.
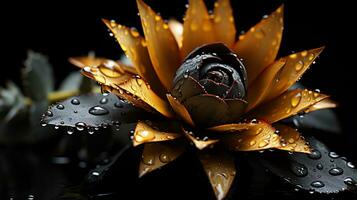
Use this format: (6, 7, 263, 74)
(1, 0, 357, 197)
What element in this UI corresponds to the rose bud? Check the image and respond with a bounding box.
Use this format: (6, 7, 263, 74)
(172, 43, 248, 127)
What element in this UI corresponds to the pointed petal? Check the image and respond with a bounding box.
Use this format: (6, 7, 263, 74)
(198, 151, 236, 200)
(264, 47, 325, 101)
(233, 5, 284, 84)
(249, 89, 329, 123)
(274, 124, 311, 154)
(133, 121, 182, 146)
(137, 0, 181, 90)
(222, 122, 281, 151)
(183, 129, 219, 150)
(181, 0, 216, 57)
(305, 98, 337, 113)
(213, 0, 236, 47)
(208, 120, 268, 134)
(168, 19, 183, 48)
(102, 19, 166, 96)
(246, 59, 286, 111)
(139, 141, 185, 177)
(166, 94, 195, 126)
(113, 76, 175, 118)
(69, 56, 107, 69)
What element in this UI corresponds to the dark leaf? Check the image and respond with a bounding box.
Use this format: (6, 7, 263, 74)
(29, 100, 49, 126)
(23, 50, 54, 101)
(0, 82, 26, 122)
(59, 72, 83, 91)
(42, 93, 149, 130)
(257, 137, 357, 194)
(79, 76, 96, 94)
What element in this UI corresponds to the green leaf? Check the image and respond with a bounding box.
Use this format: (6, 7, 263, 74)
(22, 50, 54, 101)
(0, 82, 26, 122)
(59, 72, 96, 94)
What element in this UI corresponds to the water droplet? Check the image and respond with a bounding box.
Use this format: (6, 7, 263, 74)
(344, 177, 357, 186)
(249, 140, 256, 146)
(114, 102, 124, 108)
(89, 106, 109, 115)
(56, 104, 65, 110)
(45, 110, 53, 117)
(329, 152, 339, 158)
(100, 98, 108, 104)
(75, 122, 86, 131)
(142, 154, 154, 165)
(135, 130, 155, 143)
(329, 167, 343, 176)
(295, 60, 304, 71)
(291, 163, 308, 177)
(316, 163, 323, 170)
(41, 122, 47, 127)
(130, 27, 140, 37)
(258, 140, 269, 148)
(67, 127, 74, 135)
(308, 53, 315, 61)
(311, 181, 325, 188)
(159, 153, 170, 163)
(347, 162, 355, 169)
(71, 98, 80, 105)
(291, 92, 302, 107)
(308, 149, 321, 159)
(54, 126, 59, 130)
(92, 171, 100, 176)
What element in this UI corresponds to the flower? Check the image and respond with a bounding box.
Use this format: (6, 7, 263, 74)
(69, 0, 337, 199)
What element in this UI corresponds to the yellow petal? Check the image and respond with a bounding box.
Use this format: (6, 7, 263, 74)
(249, 89, 328, 123)
(305, 98, 337, 113)
(166, 94, 195, 126)
(233, 5, 284, 84)
(182, 128, 219, 150)
(274, 124, 311, 154)
(222, 122, 281, 151)
(181, 0, 216, 57)
(139, 141, 185, 177)
(69, 56, 107, 69)
(168, 19, 183, 48)
(137, 0, 181, 90)
(198, 151, 236, 200)
(264, 47, 324, 101)
(213, 0, 236, 47)
(133, 121, 182, 147)
(208, 120, 269, 134)
(102, 19, 166, 96)
(114, 76, 175, 118)
(246, 59, 286, 111)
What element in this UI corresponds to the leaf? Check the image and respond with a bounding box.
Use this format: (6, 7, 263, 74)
(59, 72, 83, 91)
(0, 82, 26, 122)
(42, 93, 149, 130)
(23, 50, 54, 101)
(257, 137, 357, 194)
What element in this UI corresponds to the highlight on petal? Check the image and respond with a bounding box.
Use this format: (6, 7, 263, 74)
(139, 141, 185, 177)
(111, 76, 175, 118)
(183, 129, 219, 150)
(305, 98, 337, 113)
(221, 122, 281, 151)
(208, 120, 268, 134)
(264, 47, 325, 101)
(166, 94, 195, 126)
(198, 151, 236, 200)
(168, 19, 183, 48)
(212, 0, 236, 47)
(233, 5, 284, 84)
(133, 121, 182, 146)
(181, 0, 216, 57)
(249, 89, 329, 123)
(102, 19, 166, 96)
(246, 59, 286, 111)
(274, 124, 311, 154)
(137, 0, 181, 90)
(69, 56, 107, 69)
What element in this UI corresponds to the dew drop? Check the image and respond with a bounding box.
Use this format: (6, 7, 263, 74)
(291, 163, 308, 177)
(41, 122, 47, 127)
(92, 171, 100, 176)
(344, 177, 357, 186)
(308, 149, 322, 159)
(67, 127, 74, 135)
(316, 163, 324, 170)
(329, 152, 339, 158)
(45, 110, 53, 117)
(258, 140, 268, 148)
(249, 140, 256, 146)
(347, 162, 355, 169)
(311, 181, 325, 188)
(295, 60, 304, 71)
(114, 102, 124, 108)
(291, 92, 302, 107)
(54, 126, 59, 130)
(329, 167, 343, 176)
(159, 153, 170, 163)
(71, 98, 80, 105)
(142, 154, 154, 165)
(100, 98, 108, 104)
(89, 106, 109, 115)
(75, 122, 86, 131)
(130, 27, 140, 37)
(56, 104, 65, 110)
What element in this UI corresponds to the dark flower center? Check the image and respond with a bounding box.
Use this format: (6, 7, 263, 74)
(202, 64, 232, 85)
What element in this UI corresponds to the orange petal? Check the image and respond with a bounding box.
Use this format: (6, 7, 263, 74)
(212, 0, 236, 47)
(198, 151, 236, 200)
(246, 59, 286, 111)
(137, 0, 181, 90)
(133, 121, 182, 147)
(222, 122, 281, 151)
(233, 5, 284, 84)
(274, 124, 311, 154)
(181, 0, 216, 57)
(166, 94, 195, 126)
(305, 98, 337, 113)
(264, 47, 325, 101)
(139, 141, 185, 177)
(168, 19, 183, 48)
(69, 56, 107, 69)
(249, 89, 328, 123)
(182, 128, 219, 150)
(115, 76, 174, 118)
(102, 19, 166, 96)
(208, 120, 269, 134)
